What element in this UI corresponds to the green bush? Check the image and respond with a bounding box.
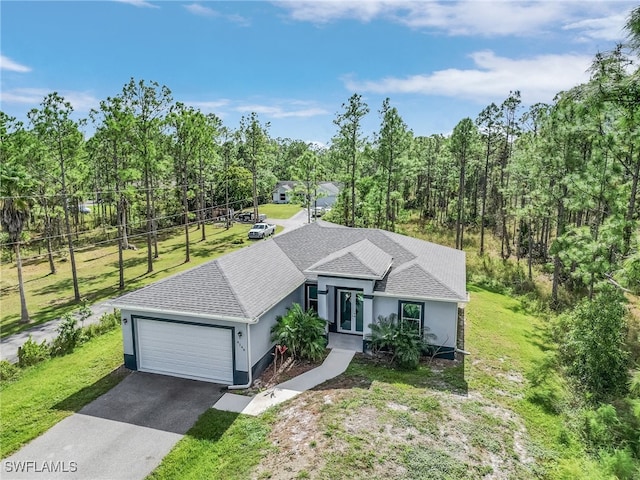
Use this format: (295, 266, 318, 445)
(18, 335, 50, 367)
(582, 404, 623, 451)
(558, 286, 630, 402)
(369, 314, 435, 370)
(0, 360, 20, 382)
(271, 303, 327, 362)
(50, 314, 82, 357)
(599, 448, 638, 480)
(82, 310, 121, 340)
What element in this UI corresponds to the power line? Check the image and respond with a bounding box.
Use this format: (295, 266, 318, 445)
(1, 180, 229, 200)
(0, 197, 253, 248)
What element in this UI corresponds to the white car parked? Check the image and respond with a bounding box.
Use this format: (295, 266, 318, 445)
(248, 223, 276, 239)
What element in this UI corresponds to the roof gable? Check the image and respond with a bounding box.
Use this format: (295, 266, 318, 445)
(376, 263, 462, 301)
(305, 239, 392, 279)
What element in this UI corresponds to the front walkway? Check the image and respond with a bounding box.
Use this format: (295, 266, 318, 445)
(214, 347, 356, 416)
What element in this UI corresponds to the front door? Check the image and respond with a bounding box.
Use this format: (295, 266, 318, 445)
(338, 289, 363, 334)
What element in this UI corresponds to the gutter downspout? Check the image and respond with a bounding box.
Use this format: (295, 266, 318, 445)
(228, 324, 252, 390)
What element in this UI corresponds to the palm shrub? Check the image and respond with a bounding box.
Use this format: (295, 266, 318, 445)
(271, 303, 327, 362)
(369, 314, 435, 370)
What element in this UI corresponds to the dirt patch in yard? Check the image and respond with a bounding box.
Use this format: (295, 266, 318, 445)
(251, 357, 537, 480)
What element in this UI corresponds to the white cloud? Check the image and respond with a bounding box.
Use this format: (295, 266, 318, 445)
(113, 0, 158, 8)
(275, 1, 633, 39)
(563, 13, 627, 41)
(187, 100, 230, 110)
(1, 88, 99, 112)
(402, 1, 567, 36)
(183, 3, 250, 25)
(278, 1, 389, 24)
(235, 104, 329, 118)
(184, 3, 217, 17)
(343, 50, 593, 104)
(0, 55, 32, 73)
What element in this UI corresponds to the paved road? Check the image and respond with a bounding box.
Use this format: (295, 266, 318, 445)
(1, 208, 310, 364)
(1, 302, 115, 363)
(2, 372, 225, 480)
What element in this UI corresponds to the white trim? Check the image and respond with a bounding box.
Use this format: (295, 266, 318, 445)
(305, 270, 385, 281)
(108, 303, 255, 324)
(372, 291, 468, 304)
(337, 289, 364, 334)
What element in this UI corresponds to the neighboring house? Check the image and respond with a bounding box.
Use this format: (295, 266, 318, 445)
(112, 221, 468, 385)
(272, 181, 341, 208)
(272, 181, 295, 204)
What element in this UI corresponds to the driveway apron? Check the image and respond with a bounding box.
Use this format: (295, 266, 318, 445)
(2, 372, 224, 480)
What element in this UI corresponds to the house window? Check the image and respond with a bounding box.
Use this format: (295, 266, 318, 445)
(399, 301, 423, 335)
(306, 284, 318, 312)
(280, 193, 286, 201)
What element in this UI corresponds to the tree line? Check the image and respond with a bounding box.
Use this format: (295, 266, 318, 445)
(2, 10, 639, 325)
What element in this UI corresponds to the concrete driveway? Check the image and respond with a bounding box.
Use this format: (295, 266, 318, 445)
(2, 372, 225, 480)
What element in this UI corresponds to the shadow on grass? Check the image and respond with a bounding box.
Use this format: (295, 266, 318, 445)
(187, 408, 239, 442)
(34, 277, 74, 296)
(524, 325, 555, 353)
(53, 365, 130, 413)
(83, 251, 117, 263)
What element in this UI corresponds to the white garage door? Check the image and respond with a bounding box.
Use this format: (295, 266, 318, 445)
(136, 319, 234, 384)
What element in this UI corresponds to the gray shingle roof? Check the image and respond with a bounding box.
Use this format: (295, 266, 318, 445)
(113, 239, 304, 321)
(114, 220, 467, 321)
(305, 239, 392, 279)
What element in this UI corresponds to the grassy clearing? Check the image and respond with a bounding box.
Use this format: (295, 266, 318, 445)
(1, 203, 300, 338)
(257, 203, 303, 219)
(0, 329, 126, 458)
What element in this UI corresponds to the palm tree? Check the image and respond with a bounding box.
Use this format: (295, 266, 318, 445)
(1, 161, 32, 323)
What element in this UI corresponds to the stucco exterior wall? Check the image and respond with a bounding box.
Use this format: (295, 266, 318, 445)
(250, 286, 303, 371)
(372, 296, 458, 349)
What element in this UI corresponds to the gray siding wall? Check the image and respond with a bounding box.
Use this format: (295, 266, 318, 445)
(372, 296, 458, 349)
(250, 286, 303, 369)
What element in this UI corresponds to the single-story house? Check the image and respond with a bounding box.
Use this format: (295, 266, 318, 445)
(272, 181, 341, 208)
(112, 221, 468, 385)
(273, 181, 295, 204)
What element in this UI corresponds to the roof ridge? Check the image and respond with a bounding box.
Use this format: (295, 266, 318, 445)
(405, 262, 462, 299)
(333, 251, 376, 276)
(215, 250, 254, 319)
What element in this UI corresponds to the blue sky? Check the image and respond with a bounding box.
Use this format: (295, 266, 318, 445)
(1, 1, 636, 144)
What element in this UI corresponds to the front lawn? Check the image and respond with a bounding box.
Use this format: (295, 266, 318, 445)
(0, 329, 126, 458)
(149, 284, 595, 479)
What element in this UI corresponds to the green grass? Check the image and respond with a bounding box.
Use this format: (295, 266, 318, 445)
(1, 203, 303, 338)
(147, 409, 274, 480)
(464, 284, 592, 476)
(0, 329, 126, 458)
(1, 223, 254, 338)
(257, 203, 303, 219)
